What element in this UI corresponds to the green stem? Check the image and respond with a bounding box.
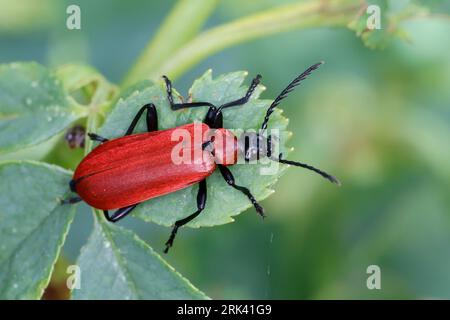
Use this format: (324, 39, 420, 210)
(148, 0, 364, 81)
(122, 0, 218, 87)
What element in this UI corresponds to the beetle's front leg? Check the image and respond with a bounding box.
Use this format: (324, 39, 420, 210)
(218, 74, 262, 110)
(210, 74, 261, 127)
(162, 75, 215, 111)
(164, 179, 207, 253)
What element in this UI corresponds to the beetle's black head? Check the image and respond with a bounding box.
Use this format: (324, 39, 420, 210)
(237, 132, 276, 162)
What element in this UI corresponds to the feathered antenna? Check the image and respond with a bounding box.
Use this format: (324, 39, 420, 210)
(260, 61, 324, 131)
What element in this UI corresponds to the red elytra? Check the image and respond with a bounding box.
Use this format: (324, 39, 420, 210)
(73, 123, 237, 210)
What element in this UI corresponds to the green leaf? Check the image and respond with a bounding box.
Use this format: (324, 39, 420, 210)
(72, 218, 208, 299)
(98, 70, 290, 227)
(0, 62, 87, 154)
(0, 161, 75, 299)
(56, 64, 107, 95)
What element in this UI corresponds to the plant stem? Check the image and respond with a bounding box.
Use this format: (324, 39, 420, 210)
(122, 0, 218, 87)
(148, 0, 364, 81)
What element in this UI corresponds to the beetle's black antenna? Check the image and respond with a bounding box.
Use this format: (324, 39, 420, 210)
(272, 153, 341, 186)
(260, 62, 324, 131)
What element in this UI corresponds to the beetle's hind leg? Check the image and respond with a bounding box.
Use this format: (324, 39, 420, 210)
(164, 179, 207, 253)
(103, 204, 138, 223)
(61, 179, 83, 205)
(61, 196, 82, 205)
(218, 165, 265, 218)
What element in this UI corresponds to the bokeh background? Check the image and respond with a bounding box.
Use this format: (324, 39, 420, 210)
(1, 0, 450, 299)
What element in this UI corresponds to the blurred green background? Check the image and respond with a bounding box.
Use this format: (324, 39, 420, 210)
(1, 0, 450, 299)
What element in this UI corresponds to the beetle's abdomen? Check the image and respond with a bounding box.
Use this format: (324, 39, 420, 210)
(73, 123, 215, 210)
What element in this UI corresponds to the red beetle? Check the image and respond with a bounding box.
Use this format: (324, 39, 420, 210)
(65, 62, 339, 253)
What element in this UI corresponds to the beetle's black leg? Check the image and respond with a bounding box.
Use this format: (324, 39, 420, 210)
(218, 165, 265, 218)
(88, 103, 158, 141)
(163, 75, 215, 110)
(61, 196, 82, 205)
(208, 75, 261, 127)
(87, 133, 108, 143)
(218, 74, 262, 111)
(164, 179, 207, 253)
(204, 107, 222, 128)
(61, 180, 83, 204)
(125, 103, 158, 135)
(103, 204, 138, 223)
